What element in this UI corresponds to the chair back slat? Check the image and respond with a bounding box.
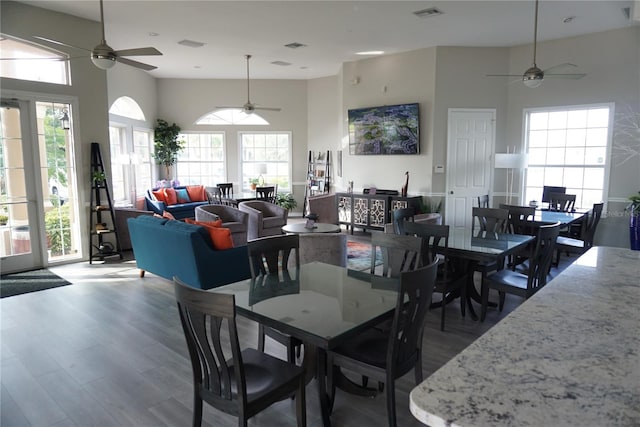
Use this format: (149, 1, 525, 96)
(392, 207, 415, 235)
(206, 186, 222, 204)
(581, 203, 604, 247)
(527, 223, 560, 292)
(548, 193, 576, 212)
(401, 221, 448, 266)
(247, 234, 299, 277)
(174, 277, 244, 403)
(499, 204, 536, 233)
(371, 233, 422, 277)
(477, 194, 489, 208)
(217, 183, 234, 198)
(472, 207, 509, 234)
(256, 186, 276, 203)
(388, 260, 438, 369)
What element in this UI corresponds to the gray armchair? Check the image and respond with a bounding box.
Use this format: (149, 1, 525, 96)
(195, 204, 249, 247)
(306, 193, 338, 224)
(238, 200, 288, 240)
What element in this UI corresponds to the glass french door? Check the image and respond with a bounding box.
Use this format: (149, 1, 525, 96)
(0, 100, 42, 272)
(0, 98, 82, 273)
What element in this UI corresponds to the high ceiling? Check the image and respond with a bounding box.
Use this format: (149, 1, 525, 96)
(19, 0, 637, 79)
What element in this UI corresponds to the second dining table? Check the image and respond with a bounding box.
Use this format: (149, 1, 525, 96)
(214, 261, 400, 427)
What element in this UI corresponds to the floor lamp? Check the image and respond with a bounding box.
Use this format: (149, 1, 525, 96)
(494, 148, 528, 205)
(256, 163, 267, 186)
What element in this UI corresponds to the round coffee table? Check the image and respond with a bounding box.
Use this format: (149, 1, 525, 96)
(281, 222, 341, 234)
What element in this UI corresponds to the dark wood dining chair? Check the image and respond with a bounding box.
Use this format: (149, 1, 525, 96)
(256, 185, 276, 203)
(391, 207, 415, 235)
(370, 232, 423, 278)
(477, 194, 489, 208)
(326, 259, 438, 427)
(554, 203, 603, 266)
(402, 221, 467, 331)
(217, 183, 237, 207)
(480, 222, 560, 321)
(499, 204, 537, 270)
(247, 234, 302, 364)
(205, 186, 222, 204)
(548, 192, 576, 212)
(173, 277, 306, 427)
(471, 207, 510, 293)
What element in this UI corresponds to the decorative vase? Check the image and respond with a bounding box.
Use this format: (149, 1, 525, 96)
(630, 212, 640, 251)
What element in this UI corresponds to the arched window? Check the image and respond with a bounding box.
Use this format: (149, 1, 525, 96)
(109, 96, 146, 121)
(0, 35, 69, 85)
(196, 109, 269, 125)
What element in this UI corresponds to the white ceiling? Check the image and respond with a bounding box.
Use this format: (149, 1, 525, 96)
(19, 0, 637, 79)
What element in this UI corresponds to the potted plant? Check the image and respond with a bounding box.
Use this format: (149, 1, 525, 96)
(92, 170, 106, 185)
(0, 213, 8, 226)
(275, 193, 297, 211)
(627, 191, 640, 250)
(153, 119, 185, 180)
(249, 178, 259, 191)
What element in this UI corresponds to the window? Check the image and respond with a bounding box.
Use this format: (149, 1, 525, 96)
(196, 109, 269, 125)
(240, 132, 291, 191)
(108, 97, 153, 206)
(524, 104, 612, 210)
(176, 133, 226, 186)
(0, 35, 69, 85)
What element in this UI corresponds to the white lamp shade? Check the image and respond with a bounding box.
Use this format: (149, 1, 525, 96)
(494, 153, 528, 169)
(91, 55, 116, 70)
(256, 163, 268, 174)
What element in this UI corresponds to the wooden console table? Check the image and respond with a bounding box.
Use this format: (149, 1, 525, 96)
(336, 192, 421, 234)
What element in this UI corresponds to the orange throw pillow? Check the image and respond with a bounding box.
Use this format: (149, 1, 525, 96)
(152, 189, 166, 202)
(186, 185, 206, 202)
(163, 188, 177, 205)
(162, 211, 176, 220)
(185, 218, 233, 249)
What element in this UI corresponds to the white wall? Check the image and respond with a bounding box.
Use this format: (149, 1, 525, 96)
(107, 65, 158, 129)
(307, 76, 341, 187)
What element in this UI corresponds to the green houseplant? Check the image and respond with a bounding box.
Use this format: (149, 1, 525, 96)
(628, 191, 640, 250)
(275, 193, 297, 211)
(153, 119, 185, 179)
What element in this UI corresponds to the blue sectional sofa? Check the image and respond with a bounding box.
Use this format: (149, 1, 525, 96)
(144, 185, 209, 220)
(128, 215, 251, 289)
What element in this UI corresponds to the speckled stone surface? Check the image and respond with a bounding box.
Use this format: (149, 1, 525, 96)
(410, 246, 640, 427)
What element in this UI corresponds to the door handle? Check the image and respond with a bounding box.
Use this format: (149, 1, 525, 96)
(449, 191, 454, 194)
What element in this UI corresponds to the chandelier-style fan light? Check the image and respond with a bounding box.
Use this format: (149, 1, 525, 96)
(487, 0, 586, 88)
(34, 0, 162, 71)
(217, 55, 281, 114)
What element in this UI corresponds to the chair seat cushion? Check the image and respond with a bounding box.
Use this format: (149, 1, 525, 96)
(332, 328, 388, 369)
(486, 269, 528, 291)
(227, 348, 304, 401)
(555, 235, 584, 249)
(263, 216, 286, 228)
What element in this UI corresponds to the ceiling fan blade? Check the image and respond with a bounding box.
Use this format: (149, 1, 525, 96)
(115, 56, 157, 71)
(34, 36, 90, 52)
(215, 106, 243, 109)
(486, 74, 523, 77)
(254, 106, 282, 112)
(115, 47, 162, 57)
(546, 73, 586, 79)
(542, 63, 577, 74)
(0, 57, 68, 61)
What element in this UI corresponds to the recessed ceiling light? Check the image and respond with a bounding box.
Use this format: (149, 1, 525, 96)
(413, 7, 444, 18)
(177, 39, 205, 48)
(285, 42, 307, 49)
(356, 51, 384, 56)
(271, 60, 291, 66)
(194, 65, 201, 69)
(148, 32, 159, 37)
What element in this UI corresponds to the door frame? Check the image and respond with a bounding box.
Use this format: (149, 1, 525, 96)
(445, 108, 496, 228)
(1, 89, 83, 271)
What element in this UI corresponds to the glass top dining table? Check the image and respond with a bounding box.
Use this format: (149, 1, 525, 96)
(534, 209, 587, 225)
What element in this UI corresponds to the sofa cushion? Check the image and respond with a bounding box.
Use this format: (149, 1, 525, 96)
(263, 216, 286, 228)
(152, 189, 166, 202)
(185, 218, 223, 228)
(185, 218, 232, 249)
(176, 188, 191, 204)
(163, 211, 176, 220)
(186, 185, 207, 202)
(164, 188, 178, 205)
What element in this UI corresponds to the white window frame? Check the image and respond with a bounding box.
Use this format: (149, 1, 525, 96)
(238, 131, 292, 192)
(176, 132, 227, 186)
(522, 103, 614, 211)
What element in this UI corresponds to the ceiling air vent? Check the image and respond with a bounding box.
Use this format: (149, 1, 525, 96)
(177, 39, 205, 48)
(413, 7, 444, 18)
(285, 42, 307, 49)
(271, 61, 291, 66)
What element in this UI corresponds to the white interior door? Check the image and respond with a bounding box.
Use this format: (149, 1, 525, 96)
(445, 109, 495, 230)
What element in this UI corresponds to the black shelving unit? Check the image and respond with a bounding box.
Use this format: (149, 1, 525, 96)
(303, 150, 331, 215)
(89, 142, 122, 263)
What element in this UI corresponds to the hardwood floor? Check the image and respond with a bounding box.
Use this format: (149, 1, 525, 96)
(1, 228, 574, 427)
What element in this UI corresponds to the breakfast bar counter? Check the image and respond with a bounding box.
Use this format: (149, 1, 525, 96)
(410, 246, 640, 427)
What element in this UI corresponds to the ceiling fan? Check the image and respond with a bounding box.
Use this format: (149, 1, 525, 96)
(217, 55, 281, 114)
(34, 0, 162, 71)
(487, 0, 585, 88)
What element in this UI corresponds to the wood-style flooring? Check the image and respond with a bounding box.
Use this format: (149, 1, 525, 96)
(1, 228, 575, 427)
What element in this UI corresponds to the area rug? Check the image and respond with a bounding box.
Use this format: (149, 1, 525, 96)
(347, 240, 381, 271)
(0, 269, 72, 298)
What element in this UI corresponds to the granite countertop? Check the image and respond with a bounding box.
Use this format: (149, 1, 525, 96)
(410, 246, 640, 427)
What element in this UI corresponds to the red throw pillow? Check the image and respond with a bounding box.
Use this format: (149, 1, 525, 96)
(186, 185, 206, 202)
(186, 219, 233, 249)
(163, 188, 177, 205)
(162, 211, 176, 220)
(152, 189, 166, 202)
